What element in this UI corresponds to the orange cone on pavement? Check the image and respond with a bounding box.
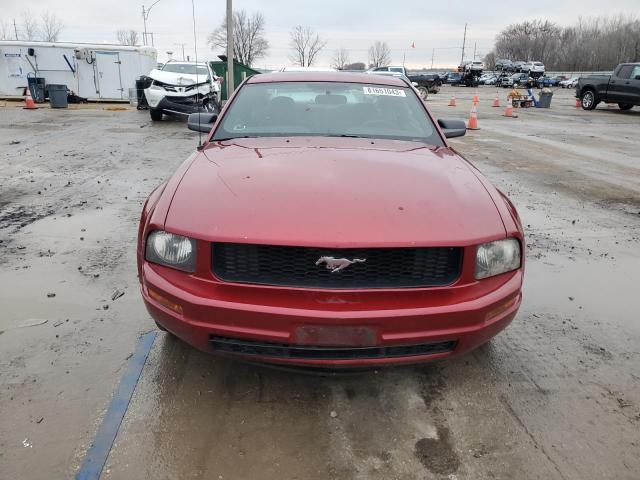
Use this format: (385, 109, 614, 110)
(23, 90, 37, 110)
(472, 94, 479, 104)
(504, 98, 514, 117)
(575, 97, 581, 108)
(492, 94, 500, 107)
(448, 95, 456, 107)
(467, 103, 479, 130)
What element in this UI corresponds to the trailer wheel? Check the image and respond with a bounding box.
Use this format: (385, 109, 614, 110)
(417, 87, 429, 101)
(618, 103, 633, 111)
(150, 108, 163, 121)
(581, 90, 597, 110)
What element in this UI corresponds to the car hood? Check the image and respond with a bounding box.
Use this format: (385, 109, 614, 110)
(148, 69, 207, 86)
(165, 138, 506, 246)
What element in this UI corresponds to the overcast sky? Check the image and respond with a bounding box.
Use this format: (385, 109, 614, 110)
(2, 0, 638, 68)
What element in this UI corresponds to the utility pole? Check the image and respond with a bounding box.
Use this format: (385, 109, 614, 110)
(473, 42, 477, 60)
(226, 0, 234, 99)
(431, 48, 435, 69)
(13, 19, 18, 40)
(142, 0, 162, 47)
(460, 23, 467, 65)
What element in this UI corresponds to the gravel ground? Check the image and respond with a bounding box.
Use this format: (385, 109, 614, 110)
(1, 86, 639, 480)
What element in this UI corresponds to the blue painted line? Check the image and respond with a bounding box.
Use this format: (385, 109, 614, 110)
(75, 331, 157, 480)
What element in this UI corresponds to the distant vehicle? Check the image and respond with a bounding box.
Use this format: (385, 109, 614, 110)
(501, 73, 532, 88)
(576, 63, 640, 110)
(459, 60, 484, 72)
(559, 77, 579, 88)
(523, 61, 545, 78)
(145, 61, 221, 121)
(536, 75, 560, 87)
(446, 72, 463, 85)
(495, 59, 514, 72)
(512, 61, 526, 73)
(367, 65, 408, 75)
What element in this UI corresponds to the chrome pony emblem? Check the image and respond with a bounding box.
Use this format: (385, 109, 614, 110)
(315, 256, 366, 273)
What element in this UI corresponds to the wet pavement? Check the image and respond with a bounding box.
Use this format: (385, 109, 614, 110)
(1, 86, 639, 479)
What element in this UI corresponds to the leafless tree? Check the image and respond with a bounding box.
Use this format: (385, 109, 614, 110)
(40, 11, 64, 42)
(117, 29, 139, 46)
(483, 51, 496, 70)
(331, 47, 350, 70)
(489, 15, 640, 71)
(208, 10, 269, 67)
(0, 20, 12, 40)
(289, 25, 327, 67)
(368, 41, 391, 68)
(20, 11, 39, 41)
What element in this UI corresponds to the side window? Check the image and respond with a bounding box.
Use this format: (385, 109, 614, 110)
(390, 67, 403, 73)
(374, 67, 386, 72)
(631, 66, 640, 80)
(616, 65, 633, 79)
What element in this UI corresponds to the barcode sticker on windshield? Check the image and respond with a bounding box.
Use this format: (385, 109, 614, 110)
(363, 86, 406, 97)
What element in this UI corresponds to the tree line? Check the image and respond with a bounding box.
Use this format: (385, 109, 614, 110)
(486, 15, 640, 71)
(1, 11, 64, 42)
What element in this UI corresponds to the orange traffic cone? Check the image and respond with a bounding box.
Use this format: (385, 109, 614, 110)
(24, 90, 37, 110)
(575, 98, 581, 108)
(448, 95, 456, 107)
(504, 98, 514, 117)
(472, 94, 479, 104)
(467, 103, 479, 130)
(492, 94, 500, 108)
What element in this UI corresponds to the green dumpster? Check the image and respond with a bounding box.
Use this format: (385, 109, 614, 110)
(209, 56, 261, 101)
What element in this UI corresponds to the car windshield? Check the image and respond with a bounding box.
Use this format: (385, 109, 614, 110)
(213, 81, 443, 145)
(162, 63, 209, 76)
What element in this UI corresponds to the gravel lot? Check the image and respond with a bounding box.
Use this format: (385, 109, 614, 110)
(1, 86, 639, 480)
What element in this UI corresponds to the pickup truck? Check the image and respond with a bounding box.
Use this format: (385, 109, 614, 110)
(366, 66, 442, 98)
(576, 63, 640, 110)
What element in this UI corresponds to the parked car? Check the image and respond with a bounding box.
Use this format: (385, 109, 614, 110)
(367, 65, 408, 75)
(495, 59, 514, 72)
(445, 72, 463, 85)
(459, 60, 484, 73)
(536, 75, 559, 88)
(559, 77, 579, 88)
(512, 61, 526, 73)
(138, 72, 524, 367)
(523, 61, 545, 78)
(145, 61, 221, 121)
(576, 63, 640, 110)
(501, 73, 532, 88)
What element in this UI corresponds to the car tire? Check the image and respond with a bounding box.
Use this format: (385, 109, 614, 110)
(581, 90, 597, 110)
(618, 103, 633, 111)
(150, 108, 163, 121)
(417, 86, 429, 101)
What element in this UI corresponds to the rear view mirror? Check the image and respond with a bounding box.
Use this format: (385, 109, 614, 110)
(437, 119, 466, 138)
(187, 113, 217, 133)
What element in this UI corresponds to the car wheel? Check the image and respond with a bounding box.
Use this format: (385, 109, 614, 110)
(417, 86, 428, 101)
(150, 108, 163, 121)
(618, 103, 633, 111)
(581, 90, 597, 110)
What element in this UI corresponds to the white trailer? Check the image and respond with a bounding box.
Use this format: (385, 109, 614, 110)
(0, 41, 157, 101)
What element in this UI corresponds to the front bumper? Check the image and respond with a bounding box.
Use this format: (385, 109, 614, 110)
(144, 87, 215, 114)
(141, 262, 523, 367)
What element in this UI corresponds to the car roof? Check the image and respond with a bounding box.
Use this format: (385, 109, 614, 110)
(247, 71, 408, 87)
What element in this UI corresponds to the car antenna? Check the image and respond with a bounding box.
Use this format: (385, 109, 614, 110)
(191, 0, 202, 148)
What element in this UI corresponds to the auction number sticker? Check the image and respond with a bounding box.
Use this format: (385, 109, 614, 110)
(363, 86, 406, 97)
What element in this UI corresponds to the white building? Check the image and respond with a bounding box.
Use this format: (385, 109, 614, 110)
(0, 41, 157, 101)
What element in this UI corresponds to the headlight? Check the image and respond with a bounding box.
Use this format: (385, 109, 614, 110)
(149, 82, 164, 91)
(145, 231, 196, 272)
(475, 238, 521, 280)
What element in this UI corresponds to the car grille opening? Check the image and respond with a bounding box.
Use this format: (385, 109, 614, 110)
(210, 336, 457, 360)
(211, 243, 462, 289)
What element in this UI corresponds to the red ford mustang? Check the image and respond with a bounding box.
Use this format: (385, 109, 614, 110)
(137, 72, 524, 367)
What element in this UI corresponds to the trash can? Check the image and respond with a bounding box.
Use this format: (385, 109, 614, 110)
(135, 76, 152, 110)
(27, 76, 46, 103)
(48, 84, 68, 108)
(537, 91, 553, 108)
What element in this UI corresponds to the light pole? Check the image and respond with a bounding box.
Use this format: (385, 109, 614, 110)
(142, 0, 163, 46)
(226, 0, 234, 100)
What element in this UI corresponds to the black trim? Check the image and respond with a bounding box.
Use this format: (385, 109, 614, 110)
(210, 336, 457, 360)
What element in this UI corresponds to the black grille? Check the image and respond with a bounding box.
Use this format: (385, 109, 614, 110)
(211, 243, 462, 289)
(210, 336, 457, 360)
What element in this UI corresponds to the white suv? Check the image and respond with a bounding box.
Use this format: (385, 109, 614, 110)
(523, 61, 545, 77)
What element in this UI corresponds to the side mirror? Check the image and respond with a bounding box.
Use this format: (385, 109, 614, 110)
(187, 113, 217, 133)
(438, 119, 466, 138)
(635, 75, 640, 80)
